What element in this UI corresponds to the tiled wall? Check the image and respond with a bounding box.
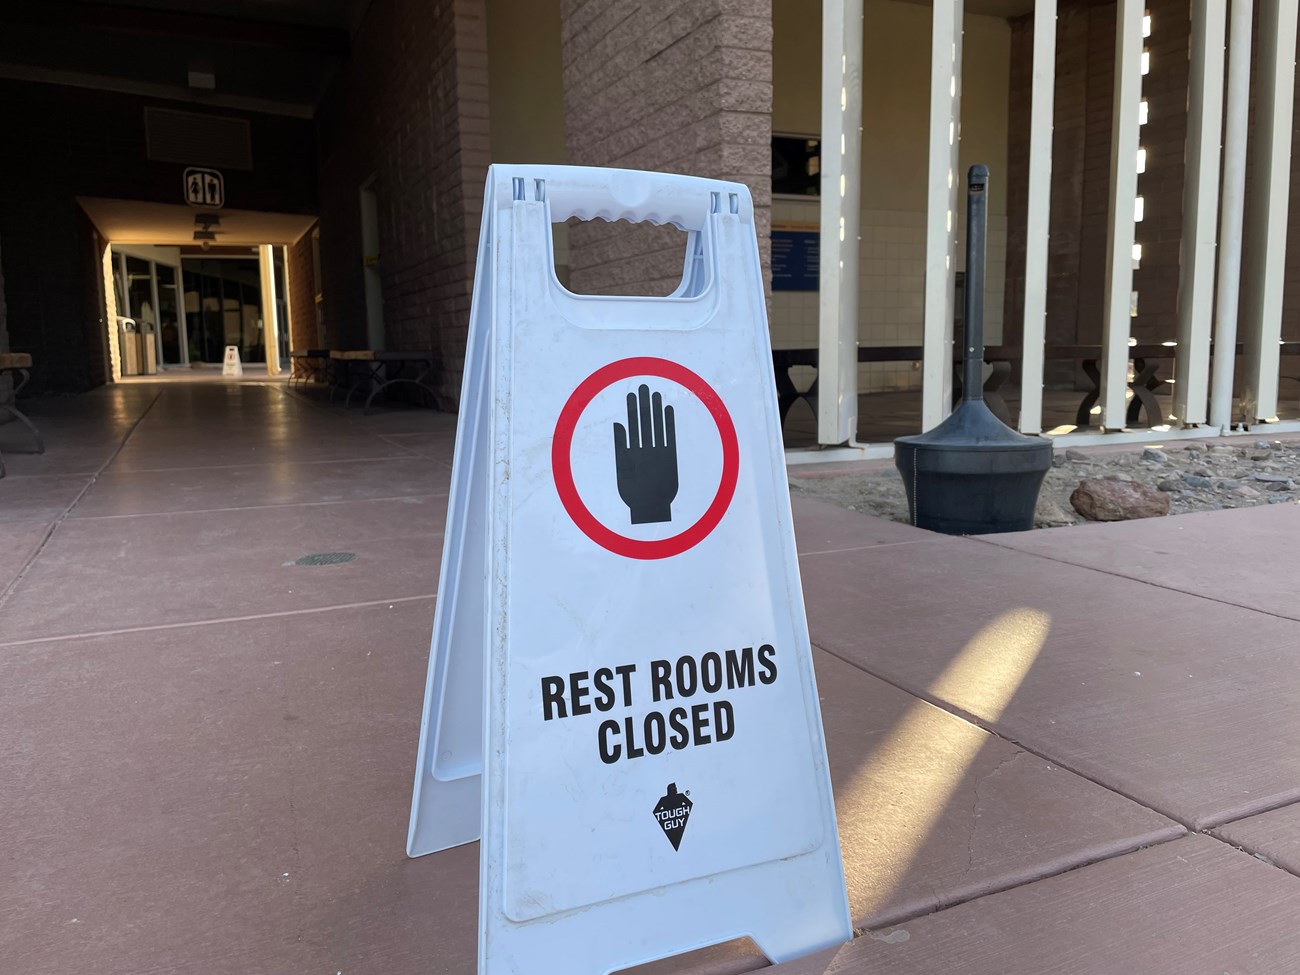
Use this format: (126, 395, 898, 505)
(769, 197, 1007, 393)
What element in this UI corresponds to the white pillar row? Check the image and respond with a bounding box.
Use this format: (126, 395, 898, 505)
(1098, 0, 1144, 430)
(1240, 0, 1299, 424)
(258, 244, 282, 377)
(1209, 0, 1254, 431)
(817, 0, 865, 446)
(1173, 0, 1227, 427)
(921, 0, 963, 432)
(1017, 0, 1057, 436)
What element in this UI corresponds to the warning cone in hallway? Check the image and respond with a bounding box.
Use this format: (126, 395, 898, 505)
(222, 346, 243, 377)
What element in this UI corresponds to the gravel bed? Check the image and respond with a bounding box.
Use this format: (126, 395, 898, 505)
(790, 438, 1300, 529)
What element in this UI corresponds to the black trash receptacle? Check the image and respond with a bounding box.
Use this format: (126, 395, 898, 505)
(894, 401, 1052, 534)
(894, 164, 1052, 535)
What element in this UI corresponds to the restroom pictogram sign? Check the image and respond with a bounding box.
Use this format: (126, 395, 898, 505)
(551, 356, 740, 560)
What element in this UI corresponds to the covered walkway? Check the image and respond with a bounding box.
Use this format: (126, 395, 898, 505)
(4, 382, 1300, 973)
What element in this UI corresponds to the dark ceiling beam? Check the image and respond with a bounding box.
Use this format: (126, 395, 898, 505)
(0, 2, 349, 57)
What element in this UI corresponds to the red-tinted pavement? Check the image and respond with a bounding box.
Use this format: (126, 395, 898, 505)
(2, 381, 1297, 975)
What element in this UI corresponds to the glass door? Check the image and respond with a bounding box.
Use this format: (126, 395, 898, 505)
(155, 262, 186, 366)
(123, 255, 156, 375)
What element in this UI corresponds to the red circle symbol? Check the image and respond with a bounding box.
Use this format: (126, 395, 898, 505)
(552, 357, 739, 560)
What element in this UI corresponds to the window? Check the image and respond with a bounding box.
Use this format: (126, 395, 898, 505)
(772, 136, 821, 197)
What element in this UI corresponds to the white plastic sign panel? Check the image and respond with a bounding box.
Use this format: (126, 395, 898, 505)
(408, 165, 851, 973)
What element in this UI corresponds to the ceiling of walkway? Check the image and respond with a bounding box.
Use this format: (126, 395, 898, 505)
(0, 0, 368, 116)
(79, 197, 317, 246)
(0, 0, 1038, 118)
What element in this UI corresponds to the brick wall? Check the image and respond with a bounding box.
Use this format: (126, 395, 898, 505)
(286, 228, 319, 353)
(1006, 0, 1204, 386)
(0, 79, 316, 393)
(1131, 0, 1190, 344)
(559, 0, 772, 298)
(315, 0, 490, 409)
(0, 233, 6, 357)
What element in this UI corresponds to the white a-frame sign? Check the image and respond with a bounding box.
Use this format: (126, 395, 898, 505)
(408, 165, 851, 973)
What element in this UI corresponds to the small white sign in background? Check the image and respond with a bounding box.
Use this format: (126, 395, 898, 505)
(408, 165, 851, 974)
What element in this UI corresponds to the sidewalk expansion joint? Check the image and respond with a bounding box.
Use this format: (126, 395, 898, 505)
(103, 454, 429, 475)
(70, 493, 452, 522)
(0, 593, 436, 649)
(0, 388, 162, 612)
(969, 533, 1300, 627)
(810, 639, 1194, 831)
(797, 538, 935, 559)
(862, 829, 1188, 934)
(1199, 828, 1300, 885)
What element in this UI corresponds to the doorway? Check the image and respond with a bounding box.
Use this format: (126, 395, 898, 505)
(111, 246, 185, 374)
(180, 257, 271, 365)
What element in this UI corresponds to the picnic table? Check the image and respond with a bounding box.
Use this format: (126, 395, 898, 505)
(772, 345, 1018, 427)
(0, 352, 44, 477)
(328, 350, 438, 414)
(772, 341, 1300, 431)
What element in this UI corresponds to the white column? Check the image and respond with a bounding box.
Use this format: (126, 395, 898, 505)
(1240, 0, 1299, 423)
(1173, 0, 1227, 426)
(1018, 0, 1057, 435)
(282, 245, 296, 362)
(1209, 0, 1254, 430)
(1098, 0, 1144, 430)
(817, 0, 864, 445)
(258, 244, 282, 377)
(921, 0, 963, 432)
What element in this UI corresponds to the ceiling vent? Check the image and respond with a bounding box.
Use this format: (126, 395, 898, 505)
(145, 108, 252, 171)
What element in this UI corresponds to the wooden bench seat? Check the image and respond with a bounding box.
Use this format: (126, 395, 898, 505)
(327, 350, 438, 414)
(0, 352, 44, 477)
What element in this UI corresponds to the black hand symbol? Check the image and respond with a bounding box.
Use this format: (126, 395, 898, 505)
(612, 384, 679, 525)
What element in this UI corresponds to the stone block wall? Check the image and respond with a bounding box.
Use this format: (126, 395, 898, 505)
(559, 0, 772, 298)
(286, 228, 319, 354)
(315, 0, 491, 409)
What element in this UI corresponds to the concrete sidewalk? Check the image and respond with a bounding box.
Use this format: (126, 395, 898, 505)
(3, 381, 1300, 974)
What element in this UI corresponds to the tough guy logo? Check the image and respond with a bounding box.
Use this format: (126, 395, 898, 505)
(652, 783, 692, 851)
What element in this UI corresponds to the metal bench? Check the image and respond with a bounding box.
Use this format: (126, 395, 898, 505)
(328, 350, 438, 414)
(772, 345, 1017, 427)
(289, 349, 331, 387)
(0, 352, 44, 477)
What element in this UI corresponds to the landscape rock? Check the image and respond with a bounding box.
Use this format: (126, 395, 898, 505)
(1142, 448, 1169, 463)
(1034, 499, 1076, 528)
(1069, 478, 1171, 522)
(790, 435, 1300, 531)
